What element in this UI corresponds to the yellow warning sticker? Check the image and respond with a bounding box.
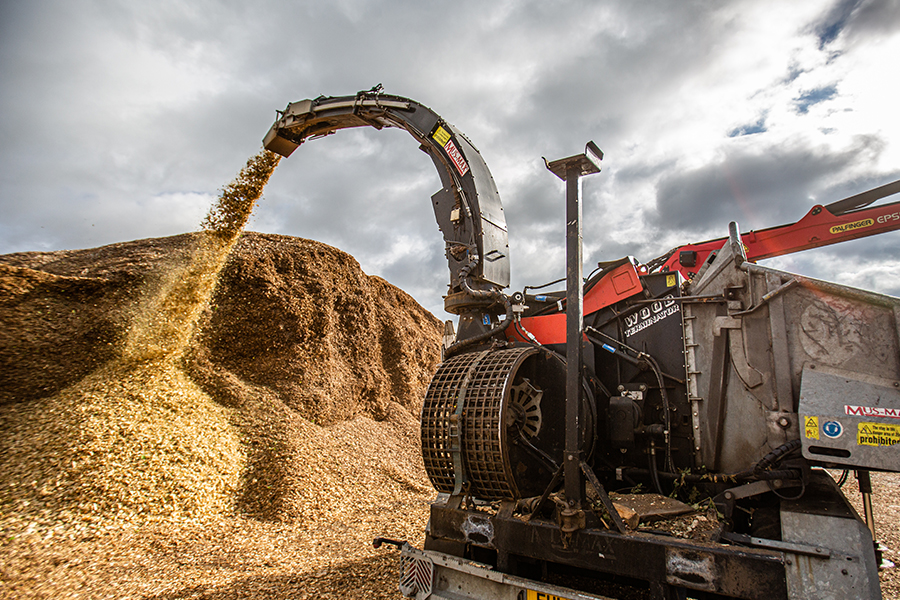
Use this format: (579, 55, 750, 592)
(830, 218, 874, 235)
(666, 274, 677, 288)
(857, 422, 900, 447)
(527, 590, 573, 600)
(804, 416, 819, 440)
(432, 126, 451, 146)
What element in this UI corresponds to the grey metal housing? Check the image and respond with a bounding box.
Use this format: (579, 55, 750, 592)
(683, 225, 900, 473)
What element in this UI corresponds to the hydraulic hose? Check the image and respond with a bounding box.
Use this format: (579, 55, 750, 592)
(444, 295, 513, 358)
(648, 441, 665, 495)
(752, 439, 801, 474)
(444, 259, 513, 358)
(627, 439, 804, 484)
(643, 353, 674, 473)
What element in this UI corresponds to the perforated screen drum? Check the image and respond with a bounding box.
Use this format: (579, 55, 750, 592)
(421, 346, 576, 500)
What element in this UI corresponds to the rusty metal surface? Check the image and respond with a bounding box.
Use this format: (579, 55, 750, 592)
(426, 501, 789, 600)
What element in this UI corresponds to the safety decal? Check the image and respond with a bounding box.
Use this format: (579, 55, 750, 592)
(830, 218, 874, 235)
(431, 125, 469, 176)
(804, 416, 819, 440)
(444, 139, 470, 176)
(822, 420, 843, 439)
(845, 404, 900, 419)
(666, 274, 677, 288)
(432, 126, 451, 146)
(857, 422, 900, 447)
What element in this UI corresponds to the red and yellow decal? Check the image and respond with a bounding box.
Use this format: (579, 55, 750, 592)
(432, 125, 469, 176)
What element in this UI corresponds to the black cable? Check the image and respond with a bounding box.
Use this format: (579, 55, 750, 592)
(513, 317, 542, 348)
(648, 442, 665, 495)
(444, 295, 512, 358)
(584, 264, 602, 283)
(581, 324, 674, 471)
(644, 354, 674, 472)
(770, 477, 806, 500)
(444, 258, 513, 358)
(523, 278, 566, 293)
(837, 469, 850, 486)
(752, 439, 801, 475)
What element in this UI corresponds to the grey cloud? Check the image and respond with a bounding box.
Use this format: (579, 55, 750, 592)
(848, 0, 900, 38)
(814, 0, 865, 48)
(651, 137, 883, 236)
(812, 0, 900, 47)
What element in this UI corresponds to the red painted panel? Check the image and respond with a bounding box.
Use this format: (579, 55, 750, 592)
(507, 262, 644, 345)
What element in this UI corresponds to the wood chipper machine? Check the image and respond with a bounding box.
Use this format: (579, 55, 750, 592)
(264, 87, 900, 600)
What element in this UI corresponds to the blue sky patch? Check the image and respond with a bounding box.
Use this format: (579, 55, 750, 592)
(794, 85, 838, 114)
(728, 115, 768, 137)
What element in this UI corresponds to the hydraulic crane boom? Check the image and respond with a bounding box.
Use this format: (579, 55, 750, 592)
(654, 179, 900, 279)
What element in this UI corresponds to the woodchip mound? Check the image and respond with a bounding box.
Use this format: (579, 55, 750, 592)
(0, 231, 443, 599)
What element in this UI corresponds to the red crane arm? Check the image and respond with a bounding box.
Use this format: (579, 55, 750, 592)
(658, 180, 900, 279)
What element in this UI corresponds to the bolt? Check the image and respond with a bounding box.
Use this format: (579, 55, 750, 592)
(778, 417, 790, 428)
(786, 559, 793, 565)
(894, 381, 899, 388)
(841, 569, 849, 576)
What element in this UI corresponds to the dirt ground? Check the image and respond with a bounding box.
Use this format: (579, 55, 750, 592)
(0, 473, 895, 599)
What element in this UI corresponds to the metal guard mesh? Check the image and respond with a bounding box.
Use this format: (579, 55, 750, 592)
(421, 347, 535, 500)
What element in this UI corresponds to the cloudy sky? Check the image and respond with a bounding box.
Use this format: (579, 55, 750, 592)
(2, 0, 899, 315)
